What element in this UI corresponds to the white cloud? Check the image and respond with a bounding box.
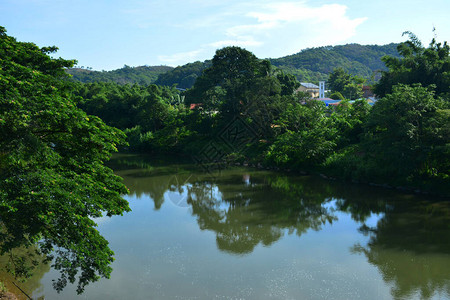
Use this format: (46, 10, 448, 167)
(155, 1, 367, 65)
(223, 1, 367, 57)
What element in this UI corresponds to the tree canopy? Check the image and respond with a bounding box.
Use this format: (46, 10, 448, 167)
(327, 67, 365, 100)
(363, 84, 449, 180)
(374, 32, 450, 98)
(186, 47, 297, 136)
(0, 27, 130, 293)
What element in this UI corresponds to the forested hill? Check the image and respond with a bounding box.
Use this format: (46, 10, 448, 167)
(270, 43, 399, 83)
(67, 43, 399, 87)
(67, 65, 173, 85)
(154, 61, 211, 89)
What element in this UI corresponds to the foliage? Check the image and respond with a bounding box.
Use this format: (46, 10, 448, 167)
(67, 65, 173, 85)
(329, 99, 371, 147)
(374, 32, 450, 98)
(362, 84, 449, 182)
(154, 61, 211, 89)
(271, 43, 399, 81)
(327, 67, 365, 100)
(266, 101, 338, 167)
(186, 47, 289, 138)
(0, 27, 130, 293)
(76, 82, 194, 153)
(69, 43, 399, 89)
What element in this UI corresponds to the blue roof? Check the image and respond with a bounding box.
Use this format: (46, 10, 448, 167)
(300, 82, 319, 89)
(315, 98, 341, 106)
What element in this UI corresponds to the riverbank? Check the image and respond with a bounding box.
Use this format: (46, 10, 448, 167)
(114, 151, 450, 198)
(225, 160, 449, 198)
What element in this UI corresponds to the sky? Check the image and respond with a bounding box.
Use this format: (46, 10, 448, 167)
(1, 0, 449, 71)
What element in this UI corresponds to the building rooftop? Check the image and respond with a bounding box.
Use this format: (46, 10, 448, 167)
(300, 82, 319, 89)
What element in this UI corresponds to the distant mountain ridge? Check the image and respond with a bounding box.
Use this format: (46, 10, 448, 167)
(67, 65, 173, 85)
(270, 43, 399, 83)
(67, 43, 400, 87)
(154, 61, 211, 89)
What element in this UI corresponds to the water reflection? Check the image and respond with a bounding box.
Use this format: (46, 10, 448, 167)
(353, 200, 450, 299)
(111, 154, 450, 299)
(0, 246, 50, 300)
(185, 175, 338, 255)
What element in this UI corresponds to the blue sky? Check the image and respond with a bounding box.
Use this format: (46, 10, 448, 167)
(1, 0, 449, 70)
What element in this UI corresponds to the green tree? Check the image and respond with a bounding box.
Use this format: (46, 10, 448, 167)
(266, 101, 338, 167)
(186, 47, 299, 141)
(374, 32, 450, 98)
(363, 84, 449, 182)
(330, 99, 371, 147)
(327, 67, 365, 99)
(0, 27, 130, 293)
(77, 82, 192, 153)
(186, 47, 271, 119)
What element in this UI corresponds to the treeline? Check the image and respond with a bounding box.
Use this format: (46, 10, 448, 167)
(67, 65, 173, 85)
(270, 43, 399, 81)
(75, 82, 194, 152)
(67, 43, 399, 89)
(75, 37, 449, 196)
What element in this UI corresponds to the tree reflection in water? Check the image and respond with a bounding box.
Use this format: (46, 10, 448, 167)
(350, 199, 450, 300)
(185, 175, 337, 254)
(0, 246, 51, 299)
(112, 154, 450, 300)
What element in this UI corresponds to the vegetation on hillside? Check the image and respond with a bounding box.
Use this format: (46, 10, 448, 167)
(154, 61, 211, 89)
(67, 43, 399, 89)
(271, 43, 399, 82)
(67, 65, 173, 85)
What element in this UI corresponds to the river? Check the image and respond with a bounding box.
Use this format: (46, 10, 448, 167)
(2, 154, 450, 299)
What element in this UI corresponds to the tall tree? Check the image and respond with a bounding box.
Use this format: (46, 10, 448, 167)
(374, 32, 450, 98)
(186, 47, 270, 117)
(186, 46, 298, 139)
(0, 27, 130, 293)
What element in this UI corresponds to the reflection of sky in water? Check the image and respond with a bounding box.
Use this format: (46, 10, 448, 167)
(243, 174, 251, 185)
(364, 212, 384, 228)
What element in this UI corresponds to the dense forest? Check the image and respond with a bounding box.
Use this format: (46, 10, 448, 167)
(270, 43, 399, 80)
(67, 43, 399, 88)
(1, 26, 449, 295)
